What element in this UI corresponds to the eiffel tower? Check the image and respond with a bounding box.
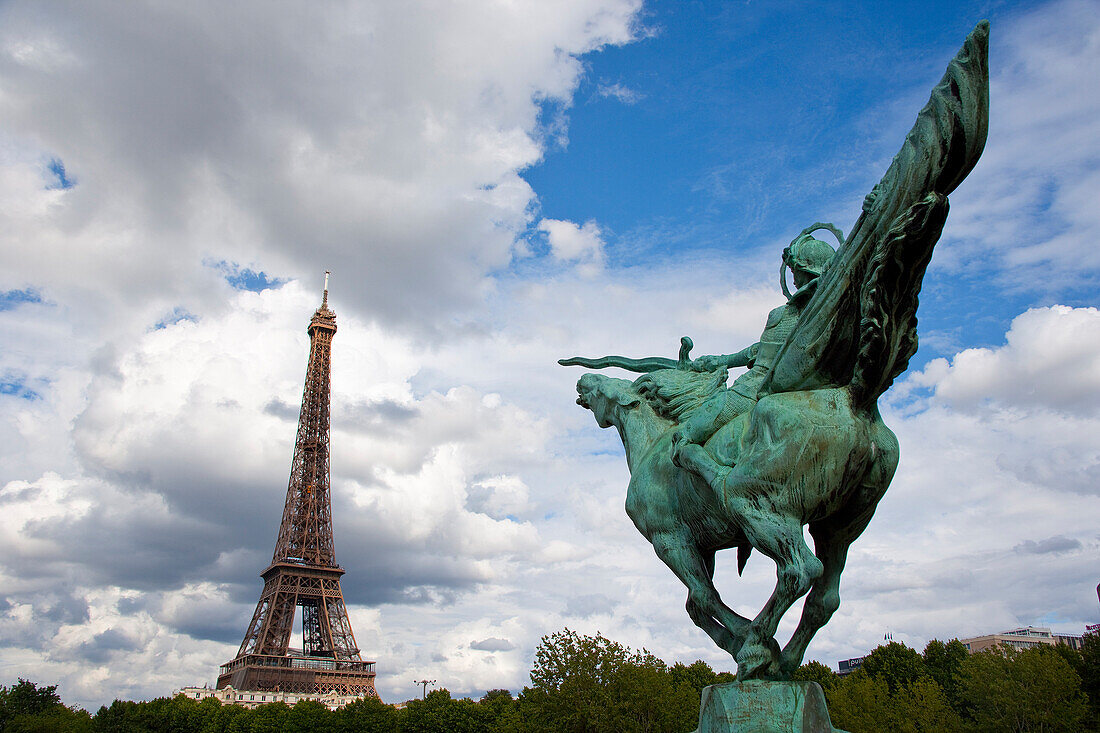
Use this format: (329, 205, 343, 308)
(217, 273, 378, 699)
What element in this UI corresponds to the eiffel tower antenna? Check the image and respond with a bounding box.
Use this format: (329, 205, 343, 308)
(218, 274, 378, 699)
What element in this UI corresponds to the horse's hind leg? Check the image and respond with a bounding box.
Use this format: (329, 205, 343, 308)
(732, 510, 823, 680)
(650, 531, 750, 656)
(779, 504, 877, 676)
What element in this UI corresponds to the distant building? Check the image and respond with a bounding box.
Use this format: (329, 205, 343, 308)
(960, 626, 1083, 653)
(174, 685, 366, 711)
(837, 656, 865, 676)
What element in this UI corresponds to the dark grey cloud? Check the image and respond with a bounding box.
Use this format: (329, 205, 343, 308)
(73, 628, 142, 665)
(1014, 536, 1082, 555)
(339, 399, 420, 434)
(263, 398, 299, 421)
(0, 590, 90, 651)
(117, 596, 150, 616)
(161, 606, 253, 646)
(17, 503, 244, 592)
(39, 593, 90, 625)
(1001, 453, 1100, 497)
(470, 637, 516, 652)
(334, 540, 488, 607)
(1, 475, 492, 615)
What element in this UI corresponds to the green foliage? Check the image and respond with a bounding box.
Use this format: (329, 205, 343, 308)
(889, 677, 963, 733)
(248, 700, 291, 732)
(858, 641, 929, 694)
(521, 628, 697, 732)
(790, 660, 838, 692)
(826, 672, 962, 733)
(0, 679, 92, 733)
(826, 673, 893, 732)
(1082, 631, 1100, 729)
(334, 695, 400, 732)
(1, 679, 62, 717)
(288, 699, 337, 732)
(478, 689, 523, 732)
(921, 638, 968, 708)
(957, 643, 1089, 732)
(401, 688, 486, 733)
(12, 632, 1096, 732)
(668, 660, 734, 696)
(6, 705, 94, 733)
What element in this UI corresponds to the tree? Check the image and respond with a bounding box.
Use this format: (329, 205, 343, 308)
(791, 660, 838, 693)
(287, 699, 336, 733)
(826, 671, 961, 733)
(957, 643, 1089, 732)
(249, 700, 291, 732)
(826, 673, 893, 733)
(921, 638, 968, 709)
(478, 689, 522, 732)
(522, 628, 638, 732)
(520, 628, 697, 732)
(668, 660, 734, 696)
(335, 695, 399, 732)
(401, 688, 483, 733)
(1081, 631, 1100, 730)
(858, 641, 928, 694)
(5, 706, 94, 733)
(0, 680, 62, 719)
(0, 680, 92, 732)
(607, 655, 697, 733)
(889, 677, 963, 733)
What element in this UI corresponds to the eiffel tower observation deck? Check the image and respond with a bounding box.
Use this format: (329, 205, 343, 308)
(217, 273, 378, 699)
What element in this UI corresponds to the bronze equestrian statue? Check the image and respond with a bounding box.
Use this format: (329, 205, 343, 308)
(561, 22, 988, 687)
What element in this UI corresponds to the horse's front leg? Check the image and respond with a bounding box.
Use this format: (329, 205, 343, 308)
(649, 531, 750, 656)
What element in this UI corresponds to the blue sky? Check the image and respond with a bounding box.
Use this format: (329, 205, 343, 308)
(0, 0, 1097, 710)
(526, 0, 1092, 363)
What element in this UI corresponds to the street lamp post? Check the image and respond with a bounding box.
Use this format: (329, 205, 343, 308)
(413, 679, 436, 700)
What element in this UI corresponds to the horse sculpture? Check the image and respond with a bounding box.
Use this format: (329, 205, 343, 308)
(561, 23, 989, 681)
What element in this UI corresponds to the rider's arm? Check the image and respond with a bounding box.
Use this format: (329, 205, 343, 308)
(692, 343, 758, 371)
(720, 343, 758, 368)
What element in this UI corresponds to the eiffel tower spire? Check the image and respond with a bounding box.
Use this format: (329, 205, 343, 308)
(218, 273, 378, 699)
(272, 272, 337, 568)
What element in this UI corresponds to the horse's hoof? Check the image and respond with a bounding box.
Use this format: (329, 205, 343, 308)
(777, 650, 803, 678)
(736, 632, 785, 681)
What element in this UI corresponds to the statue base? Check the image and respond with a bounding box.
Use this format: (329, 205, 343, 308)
(694, 680, 845, 733)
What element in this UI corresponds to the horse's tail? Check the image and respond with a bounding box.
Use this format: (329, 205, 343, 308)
(850, 192, 949, 409)
(633, 368, 728, 422)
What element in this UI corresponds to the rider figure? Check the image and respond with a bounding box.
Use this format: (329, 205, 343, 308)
(671, 234, 837, 467)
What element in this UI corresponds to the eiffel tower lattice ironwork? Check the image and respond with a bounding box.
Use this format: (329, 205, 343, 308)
(217, 274, 378, 699)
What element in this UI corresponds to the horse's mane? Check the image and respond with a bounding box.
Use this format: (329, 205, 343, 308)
(633, 368, 727, 422)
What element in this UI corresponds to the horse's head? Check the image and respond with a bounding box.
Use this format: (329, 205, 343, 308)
(577, 373, 641, 429)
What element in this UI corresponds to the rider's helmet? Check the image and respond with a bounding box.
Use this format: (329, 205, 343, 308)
(780, 223, 842, 297)
(784, 236, 836, 277)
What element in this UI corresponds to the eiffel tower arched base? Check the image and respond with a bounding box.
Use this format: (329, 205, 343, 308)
(218, 563, 378, 698)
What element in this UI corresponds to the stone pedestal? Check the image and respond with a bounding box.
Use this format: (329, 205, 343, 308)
(695, 680, 845, 733)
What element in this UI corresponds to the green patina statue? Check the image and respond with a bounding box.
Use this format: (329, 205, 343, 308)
(560, 21, 989, 703)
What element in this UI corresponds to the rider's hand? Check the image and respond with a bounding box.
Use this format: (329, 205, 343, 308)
(692, 355, 720, 371)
